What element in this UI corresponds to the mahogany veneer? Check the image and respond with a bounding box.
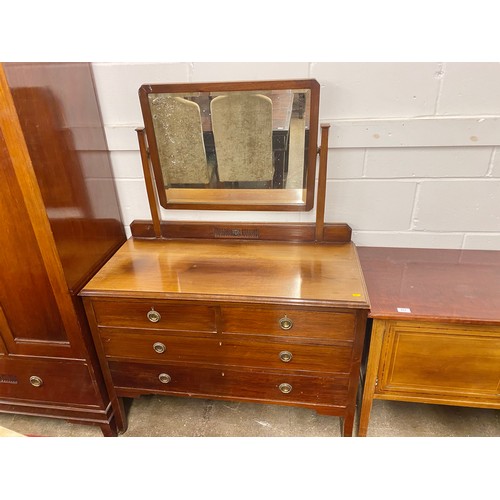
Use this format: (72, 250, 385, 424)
(80, 78, 369, 437)
(357, 247, 500, 437)
(0, 63, 126, 435)
(81, 239, 369, 436)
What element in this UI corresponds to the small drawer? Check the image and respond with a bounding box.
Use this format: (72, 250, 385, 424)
(100, 330, 221, 364)
(221, 306, 355, 341)
(109, 361, 349, 408)
(220, 337, 352, 373)
(0, 357, 98, 406)
(92, 300, 216, 332)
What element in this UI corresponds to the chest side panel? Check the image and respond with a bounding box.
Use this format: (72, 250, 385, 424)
(377, 321, 500, 399)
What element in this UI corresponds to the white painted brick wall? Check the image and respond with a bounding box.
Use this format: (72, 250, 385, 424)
(437, 63, 500, 115)
(329, 149, 365, 179)
(491, 150, 500, 176)
(414, 180, 500, 231)
(364, 147, 493, 178)
(92, 63, 190, 125)
(189, 62, 310, 83)
(91, 62, 500, 249)
(311, 62, 442, 119)
(326, 180, 418, 230)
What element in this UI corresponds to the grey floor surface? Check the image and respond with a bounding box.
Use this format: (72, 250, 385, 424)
(0, 395, 498, 437)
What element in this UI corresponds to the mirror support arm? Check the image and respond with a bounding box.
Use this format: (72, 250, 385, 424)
(315, 124, 330, 242)
(137, 128, 162, 238)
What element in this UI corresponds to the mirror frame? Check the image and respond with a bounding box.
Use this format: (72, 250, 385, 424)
(138, 79, 320, 211)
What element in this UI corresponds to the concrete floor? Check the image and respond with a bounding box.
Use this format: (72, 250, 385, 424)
(0, 395, 498, 437)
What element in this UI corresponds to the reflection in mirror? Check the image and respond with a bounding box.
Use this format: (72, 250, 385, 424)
(139, 80, 320, 211)
(211, 93, 274, 185)
(149, 95, 211, 186)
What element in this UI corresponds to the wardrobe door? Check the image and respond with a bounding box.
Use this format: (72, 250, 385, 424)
(0, 66, 75, 358)
(3, 62, 126, 296)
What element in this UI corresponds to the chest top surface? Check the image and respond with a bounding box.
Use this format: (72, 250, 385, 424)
(81, 239, 369, 308)
(358, 246, 500, 325)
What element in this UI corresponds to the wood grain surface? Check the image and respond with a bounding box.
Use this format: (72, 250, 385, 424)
(81, 239, 369, 309)
(358, 246, 500, 324)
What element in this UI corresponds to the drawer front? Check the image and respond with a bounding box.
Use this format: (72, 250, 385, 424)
(0, 357, 98, 406)
(100, 330, 352, 373)
(92, 300, 216, 332)
(220, 337, 352, 373)
(101, 330, 221, 364)
(221, 306, 355, 341)
(109, 361, 349, 407)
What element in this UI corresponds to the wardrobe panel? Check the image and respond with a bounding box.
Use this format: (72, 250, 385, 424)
(4, 63, 125, 294)
(0, 129, 66, 344)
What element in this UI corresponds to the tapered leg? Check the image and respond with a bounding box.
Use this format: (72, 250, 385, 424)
(358, 320, 385, 437)
(341, 409, 355, 437)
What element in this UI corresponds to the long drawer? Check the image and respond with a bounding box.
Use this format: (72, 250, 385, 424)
(0, 356, 98, 406)
(92, 300, 217, 332)
(100, 330, 353, 373)
(221, 306, 356, 341)
(109, 360, 350, 408)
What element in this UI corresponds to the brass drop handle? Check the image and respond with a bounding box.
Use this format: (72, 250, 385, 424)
(279, 315, 293, 330)
(279, 350, 293, 363)
(279, 383, 292, 394)
(153, 342, 166, 354)
(147, 308, 161, 323)
(158, 373, 171, 384)
(29, 375, 43, 388)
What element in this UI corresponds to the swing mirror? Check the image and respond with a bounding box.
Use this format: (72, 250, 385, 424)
(139, 79, 320, 211)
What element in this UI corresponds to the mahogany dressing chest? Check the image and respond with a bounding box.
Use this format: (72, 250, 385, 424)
(80, 79, 370, 436)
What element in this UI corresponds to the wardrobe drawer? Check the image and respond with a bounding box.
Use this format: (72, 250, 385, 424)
(109, 361, 350, 407)
(0, 357, 98, 406)
(100, 330, 352, 373)
(91, 300, 216, 332)
(221, 306, 356, 341)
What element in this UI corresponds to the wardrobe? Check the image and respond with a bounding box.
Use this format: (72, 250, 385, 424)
(0, 62, 126, 435)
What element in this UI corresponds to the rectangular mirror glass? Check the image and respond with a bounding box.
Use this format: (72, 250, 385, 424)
(139, 80, 320, 211)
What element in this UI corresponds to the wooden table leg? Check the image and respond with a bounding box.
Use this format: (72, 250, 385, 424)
(114, 397, 128, 434)
(358, 320, 385, 437)
(100, 419, 118, 437)
(99, 397, 128, 436)
(341, 407, 356, 437)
